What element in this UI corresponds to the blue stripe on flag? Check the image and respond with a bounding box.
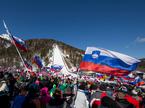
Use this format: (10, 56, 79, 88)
(82, 54, 138, 71)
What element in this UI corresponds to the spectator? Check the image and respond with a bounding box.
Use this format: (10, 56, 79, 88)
(74, 82, 89, 108)
(12, 87, 28, 108)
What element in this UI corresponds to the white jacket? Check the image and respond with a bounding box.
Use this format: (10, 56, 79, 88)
(74, 89, 89, 108)
(0, 81, 9, 92)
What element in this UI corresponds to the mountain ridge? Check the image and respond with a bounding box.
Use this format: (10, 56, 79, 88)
(0, 37, 84, 69)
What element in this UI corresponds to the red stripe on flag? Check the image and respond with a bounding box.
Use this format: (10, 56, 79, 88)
(15, 42, 27, 52)
(12, 36, 27, 52)
(80, 62, 129, 76)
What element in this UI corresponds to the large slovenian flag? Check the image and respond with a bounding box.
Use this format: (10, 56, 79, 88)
(80, 47, 140, 76)
(12, 35, 27, 52)
(33, 55, 43, 69)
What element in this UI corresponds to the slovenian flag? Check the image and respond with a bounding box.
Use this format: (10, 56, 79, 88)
(33, 55, 43, 69)
(51, 64, 63, 72)
(130, 76, 145, 86)
(80, 47, 140, 76)
(12, 35, 27, 52)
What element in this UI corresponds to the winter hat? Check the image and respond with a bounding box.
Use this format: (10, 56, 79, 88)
(40, 87, 49, 96)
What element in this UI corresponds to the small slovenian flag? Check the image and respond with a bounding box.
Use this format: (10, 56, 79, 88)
(130, 76, 145, 86)
(51, 64, 63, 72)
(12, 35, 27, 52)
(33, 55, 43, 69)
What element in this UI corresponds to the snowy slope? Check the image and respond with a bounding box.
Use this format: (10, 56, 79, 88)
(0, 34, 11, 41)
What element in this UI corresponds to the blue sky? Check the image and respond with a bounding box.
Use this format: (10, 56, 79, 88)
(0, 0, 145, 58)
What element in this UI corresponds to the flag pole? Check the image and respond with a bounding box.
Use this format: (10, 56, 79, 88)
(3, 20, 28, 70)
